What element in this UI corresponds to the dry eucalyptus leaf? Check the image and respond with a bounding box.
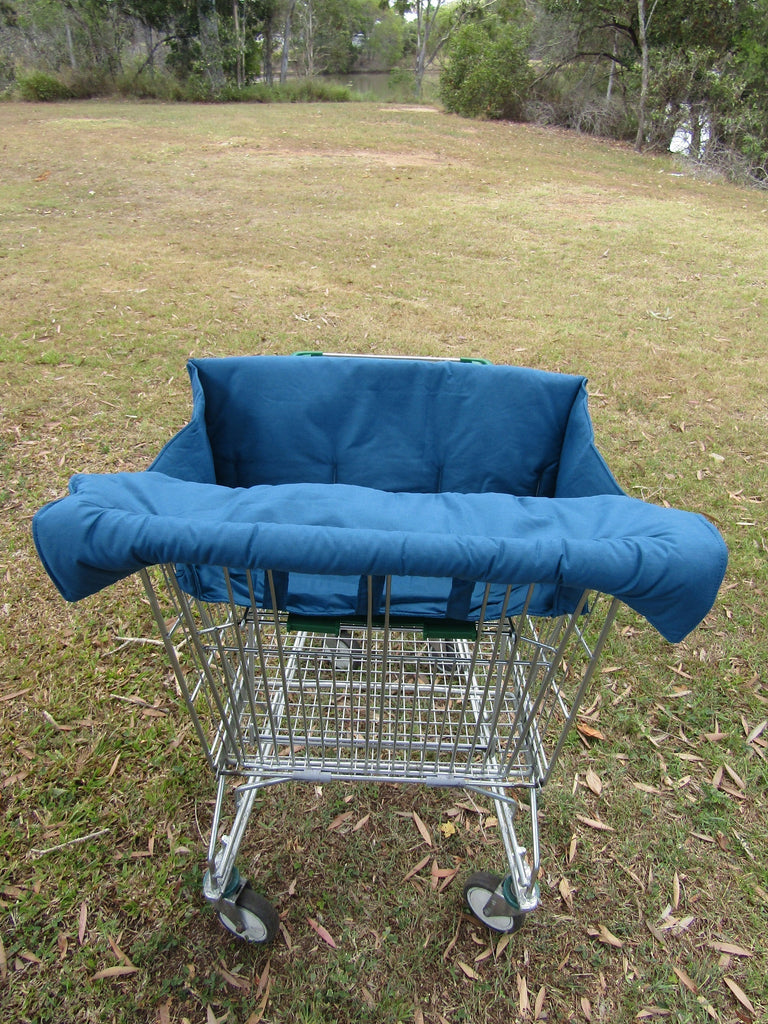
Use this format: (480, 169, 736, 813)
(307, 917, 337, 948)
(534, 985, 546, 1020)
(517, 974, 530, 1013)
(585, 767, 603, 795)
(707, 940, 753, 958)
(559, 876, 574, 910)
(412, 812, 432, 846)
(588, 924, 623, 948)
(576, 814, 615, 832)
(577, 722, 606, 741)
(90, 965, 139, 981)
(568, 835, 578, 862)
(671, 964, 697, 993)
(723, 977, 755, 1015)
(458, 960, 480, 981)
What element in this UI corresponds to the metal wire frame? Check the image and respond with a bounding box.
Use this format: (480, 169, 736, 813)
(142, 567, 619, 789)
(140, 564, 619, 906)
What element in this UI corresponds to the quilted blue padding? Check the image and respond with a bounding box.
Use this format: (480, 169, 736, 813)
(32, 356, 728, 641)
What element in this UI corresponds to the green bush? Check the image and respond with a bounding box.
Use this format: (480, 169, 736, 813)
(17, 71, 72, 102)
(440, 14, 532, 121)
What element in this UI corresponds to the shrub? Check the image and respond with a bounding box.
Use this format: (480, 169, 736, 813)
(440, 13, 532, 121)
(17, 71, 72, 102)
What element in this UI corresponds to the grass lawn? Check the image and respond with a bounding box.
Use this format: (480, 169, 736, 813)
(0, 100, 766, 1024)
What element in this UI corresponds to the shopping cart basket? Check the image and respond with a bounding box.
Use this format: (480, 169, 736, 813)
(33, 355, 727, 943)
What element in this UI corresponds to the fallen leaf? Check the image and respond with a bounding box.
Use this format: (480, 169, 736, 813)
(559, 877, 574, 911)
(78, 901, 88, 945)
(576, 814, 615, 832)
(534, 985, 546, 1020)
(645, 919, 668, 945)
(91, 965, 139, 980)
(696, 994, 720, 1021)
(0, 935, 6, 983)
(674, 916, 696, 934)
(352, 814, 370, 832)
(414, 1004, 425, 1024)
(707, 940, 753, 958)
(439, 821, 457, 837)
(723, 764, 746, 790)
(437, 866, 460, 892)
(157, 999, 171, 1024)
(636, 1008, 672, 1019)
(672, 872, 680, 910)
(254, 959, 270, 999)
(568, 835, 578, 863)
(577, 722, 606, 741)
(585, 767, 603, 795)
(745, 720, 767, 744)
(107, 935, 134, 967)
(218, 965, 251, 991)
(723, 977, 755, 1015)
(404, 854, 431, 881)
(412, 812, 432, 846)
(458, 960, 481, 980)
(360, 987, 375, 1010)
(307, 917, 337, 948)
(442, 919, 461, 961)
(517, 974, 530, 1014)
(672, 965, 697, 993)
(245, 976, 271, 1024)
(581, 995, 592, 1020)
(327, 811, 354, 831)
(588, 924, 623, 948)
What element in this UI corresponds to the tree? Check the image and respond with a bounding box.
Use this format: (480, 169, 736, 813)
(440, 0, 531, 119)
(386, 0, 457, 99)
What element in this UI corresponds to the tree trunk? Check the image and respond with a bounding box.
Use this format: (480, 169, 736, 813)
(197, 0, 225, 91)
(263, 20, 274, 85)
(606, 29, 617, 101)
(280, 0, 297, 84)
(635, 0, 649, 150)
(65, 20, 77, 71)
(233, 0, 244, 89)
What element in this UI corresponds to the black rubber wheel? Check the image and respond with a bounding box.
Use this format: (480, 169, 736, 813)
(463, 871, 526, 934)
(218, 883, 279, 944)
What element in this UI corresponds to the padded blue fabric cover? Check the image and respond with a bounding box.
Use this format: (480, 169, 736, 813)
(32, 356, 728, 642)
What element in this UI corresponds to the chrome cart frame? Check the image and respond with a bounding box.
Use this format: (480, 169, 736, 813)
(141, 564, 619, 940)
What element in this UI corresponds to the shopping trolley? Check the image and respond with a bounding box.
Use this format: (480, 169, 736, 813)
(33, 354, 727, 943)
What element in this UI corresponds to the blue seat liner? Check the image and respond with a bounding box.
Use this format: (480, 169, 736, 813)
(32, 356, 727, 642)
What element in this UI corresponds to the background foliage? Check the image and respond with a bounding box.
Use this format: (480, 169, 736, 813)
(1, 0, 768, 183)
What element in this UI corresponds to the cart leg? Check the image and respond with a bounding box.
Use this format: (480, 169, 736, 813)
(464, 786, 540, 932)
(202, 776, 279, 944)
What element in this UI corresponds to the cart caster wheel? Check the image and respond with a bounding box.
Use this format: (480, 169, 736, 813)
(218, 883, 279, 945)
(464, 872, 526, 934)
